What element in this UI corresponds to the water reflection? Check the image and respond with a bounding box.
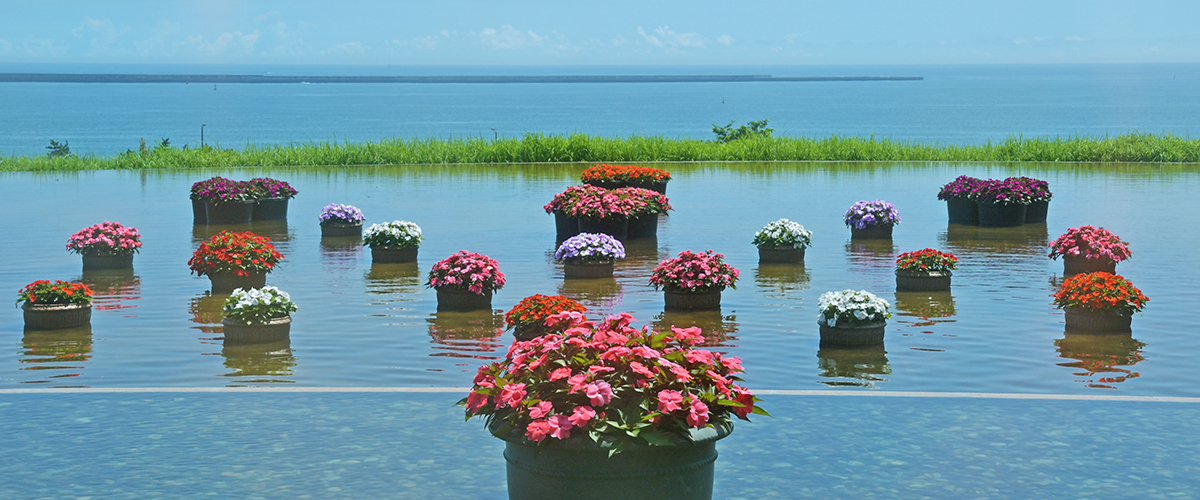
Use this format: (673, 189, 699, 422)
(364, 262, 423, 318)
(188, 292, 226, 341)
(191, 222, 253, 246)
(844, 240, 897, 271)
(1056, 333, 1146, 389)
(427, 310, 506, 360)
(817, 342, 890, 388)
(78, 269, 141, 314)
(616, 238, 666, 275)
(649, 310, 739, 348)
(558, 277, 624, 312)
(221, 339, 297, 384)
(893, 291, 958, 327)
(321, 237, 363, 269)
(754, 263, 811, 299)
(940, 223, 1049, 257)
(20, 325, 94, 385)
(248, 220, 292, 242)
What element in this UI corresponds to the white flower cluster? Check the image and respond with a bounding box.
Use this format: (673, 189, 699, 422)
(752, 218, 813, 248)
(363, 220, 423, 248)
(226, 286, 296, 312)
(816, 289, 890, 327)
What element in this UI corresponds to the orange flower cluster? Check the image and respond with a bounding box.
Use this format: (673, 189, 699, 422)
(17, 280, 94, 305)
(187, 231, 284, 277)
(504, 294, 587, 329)
(580, 164, 671, 183)
(1053, 272, 1148, 314)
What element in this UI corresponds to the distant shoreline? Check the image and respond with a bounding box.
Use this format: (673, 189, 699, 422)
(0, 73, 923, 84)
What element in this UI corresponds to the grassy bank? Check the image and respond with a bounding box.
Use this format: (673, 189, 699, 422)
(3, 132, 1198, 171)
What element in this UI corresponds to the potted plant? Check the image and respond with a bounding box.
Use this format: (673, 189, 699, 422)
(193, 177, 255, 224)
(188, 231, 284, 293)
(503, 294, 586, 341)
(752, 218, 813, 263)
(615, 187, 672, 239)
(221, 286, 298, 344)
(894, 248, 957, 291)
(189, 176, 231, 223)
(844, 200, 901, 239)
(937, 175, 982, 225)
(319, 203, 365, 237)
(18, 280, 94, 330)
(1054, 272, 1148, 333)
(461, 312, 765, 500)
(564, 187, 635, 240)
(363, 220, 423, 263)
(545, 186, 604, 242)
(624, 165, 672, 193)
(816, 289, 892, 345)
(975, 178, 1033, 227)
(1049, 226, 1131, 276)
(555, 233, 626, 279)
(1013, 176, 1052, 223)
(246, 178, 298, 221)
(66, 221, 142, 270)
(649, 250, 739, 310)
(427, 251, 506, 311)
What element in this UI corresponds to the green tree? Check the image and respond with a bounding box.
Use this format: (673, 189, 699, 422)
(712, 119, 774, 143)
(45, 140, 71, 158)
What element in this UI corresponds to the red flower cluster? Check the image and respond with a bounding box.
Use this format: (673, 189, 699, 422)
(649, 250, 739, 293)
(895, 248, 958, 273)
(18, 280, 94, 305)
(580, 164, 672, 183)
(504, 295, 587, 329)
(187, 231, 284, 277)
(1054, 272, 1148, 314)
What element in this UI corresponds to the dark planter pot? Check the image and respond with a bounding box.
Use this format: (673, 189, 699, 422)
(563, 260, 615, 279)
(626, 214, 660, 239)
(895, 270, 953, 292)
(628, 179, 668, 194)
(252, 197, 289, 221)
(81, 252, 135, 270)
(945, 197, 979, 225)
(494, 420, 731, 500)
(1064, 307, 1133, 334)
(757, 245, 805, 264)
(582, 179, 626, 190)
(578, 216, 629, 241)
(554, 210, 581, 241)
(204, 200, 255, 224)
(819, 321, 886, 346)
(976, 201, 1027, 227)
(1025, 200, 1049, 224)
(435, 287, 493, 312)
(371, 246, 418, 264)
(222, 316, 292, 344)
(664, 288, 722, 311)
(1062, 255, 1117, 276)
(191, 198, 207, 224)
(22, 302, 92, 330)
(850, 224, 894, 240)
(207, 271, 267, 294)
(320, 220, 363, 238)
(512, 322, 548, 342)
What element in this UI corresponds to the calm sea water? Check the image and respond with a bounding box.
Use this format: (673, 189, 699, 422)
(2, 63, 1198, 156)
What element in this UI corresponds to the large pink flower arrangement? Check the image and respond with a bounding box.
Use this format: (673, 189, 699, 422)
(461, 312, 765, 449)
(66, 221, 142, 256)
(1049, 226, 1132, 262)
(649, 250, 740, 292)
(426, 251, 507, 295)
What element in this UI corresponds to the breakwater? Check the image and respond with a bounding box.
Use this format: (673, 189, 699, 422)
(0, 73, 922, 84)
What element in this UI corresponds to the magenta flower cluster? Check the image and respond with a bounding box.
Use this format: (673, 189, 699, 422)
(843, 200, 901, 229)
(649, 250, 740, 293)
(426, 250, 507, 295)
(543, 185, 672, 220)
(66, 221, 142, 256)
(247, 178, 299, 199)
(938, 175, 1052, 204)
(190, 177, 251, 203)
(1049, 226, 1132, 262)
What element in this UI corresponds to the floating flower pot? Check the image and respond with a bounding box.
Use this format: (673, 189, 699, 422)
(371, 246, 418, 264)
(578, 216, 628, 241)
(204, 200, 255, 224)
(320, 221, 363, 238)
(976, 201, 1027, 227)
(554, 210, 580, 242)
(1062, 255, 1117, 276)
(512, 322, 548, 342)
(945, 197, 979, 225)
(22, 302, 92, 330)
(191, 198, 207, 224)
(1064, 307, 1132, 334)
(582, 179, 625, 190)
(252, 197, 289, 221)
(850, 224, 894, 240)
(818, 321, 886, 346)
(435, 286, 493, 312)
(81, 252, 135, 271)
(563, 260, 615, 279)
(1025, 200, 1049, 224)
(757, 245, 805, 264)
(207, 271, 267, 294)
(895, 270, 952, 292)
(663, 289, 722, 311)
(628, 179, 668, 194)
(222, 316, 292, 344)
(626, 214, 659, 239)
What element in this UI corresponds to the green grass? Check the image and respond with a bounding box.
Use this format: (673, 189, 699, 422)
(3, 132, 1198, 171)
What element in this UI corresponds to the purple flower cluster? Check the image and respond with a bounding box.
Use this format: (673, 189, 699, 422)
(555, 233, 626, 263)
(937, 175, 1052, 203)
(843, 200, 901, 229)
(190, 177, 251, 203)
(319, 203, 365, 224)
(936, 175, 981, 200)
(975, 178, 1037, 205)
(247, 178, 299, 199)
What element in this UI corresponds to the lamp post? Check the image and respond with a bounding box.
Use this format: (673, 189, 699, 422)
(201, 124, 206, 147)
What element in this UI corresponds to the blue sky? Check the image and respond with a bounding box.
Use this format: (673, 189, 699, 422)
(2, 1, 1198, 66)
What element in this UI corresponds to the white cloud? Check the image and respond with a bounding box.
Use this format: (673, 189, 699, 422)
(479, 25, 539, 49)
(784, 33, 801, 44)
(72, 17, 125, 53)
(175, 31, 259, 55)
(331, 42, 363, 54)
(638, 26, 707, 49)
(1065, 36, 1088, 42)
(1014, 36, 1050, 45)
(22, 38, 70, 57)
(0, 39, 11, 53)
(637, 27, 663, 47)
(716, 34, 734, 46)
(611, 34, 628, 47)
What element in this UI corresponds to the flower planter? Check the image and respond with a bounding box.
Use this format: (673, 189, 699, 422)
(22, 302, 92, 330)
(512, 322, 548, 342)
(191, 198, 207, 224)
(945, 197, 979, 225)
(628, 179, 668, 194)
(222, 316, 292, 344)
(1025, 200, 1049, 224)
(664, 289, 722, 311)
(757, 245, 805, 264)
(435, 286, 493, 312)
(81, 252, 135, 270)
(563, 260, 615, 279)
(626, 214, 659, 239)
(895, 270, 952, 292)
(582, 179, 626, 190)
(1062, 255, 1117, 276)
(494, 420, 731, 500)
(252, 197, 289, 221)
(554, 210, 580, 241)
(320, 220, 363, 238)
(819, 321, 886, 346)
(578, 216, 629, 240)
(207, 271, 267, 294)
(850, 224, 894, 240)
(370, 246, 418, 264)
(204, 200, 255, 224)
(1064, 307, 1132, 334)
(976, 201, 1027, 227)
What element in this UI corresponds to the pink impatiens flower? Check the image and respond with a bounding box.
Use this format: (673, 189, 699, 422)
(466, 391, 489, 411)
(687, 399, 710, 428)
(585, 380, 613, 406)
(547, 415, 574, 440)
(499, 383, 526, 408)
(568, 406, 596, 427)
(529, 400, 553, 419)
(549, 367, 572, 381)
(526, 419, 553, 442)
(630, 361, 654, 379)
(657, 390, 684, 413)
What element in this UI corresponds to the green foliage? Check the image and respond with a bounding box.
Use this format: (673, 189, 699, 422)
(45, 140, 71, 158)
(712, 119, 774, 143)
